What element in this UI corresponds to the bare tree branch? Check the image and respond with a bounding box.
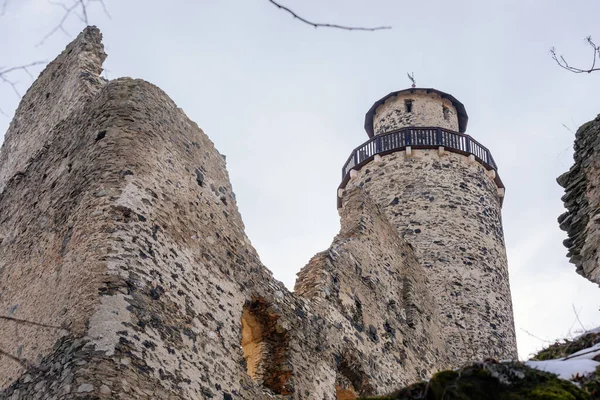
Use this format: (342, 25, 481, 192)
(551, 36, 600, 73)
(36, 0, 109, 46)
(0, 348, 32, 369)
(0, 315, 69, 332)
(572, 304, 588, 334)
(0, 61, 46, 97)
(267, 0, 391, 31)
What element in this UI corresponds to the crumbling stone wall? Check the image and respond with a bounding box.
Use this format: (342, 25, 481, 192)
(373, 90, 459, 136)
(0, 27, 464, 399)
(0, 27, 106, 194)
(558, 114, 600, 286)
(342, 149, 517, 364)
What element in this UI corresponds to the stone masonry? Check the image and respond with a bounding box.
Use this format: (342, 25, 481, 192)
(0, 27, 507, 399)
(558, 114, 600, 286)
(372, 91, 459, 136)
(343, 150, 517, 364)
(341, 87, 517, 364)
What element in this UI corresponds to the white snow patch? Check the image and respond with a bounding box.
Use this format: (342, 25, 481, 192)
(526, 341, 600, 381)
(526, 359, 599, 380)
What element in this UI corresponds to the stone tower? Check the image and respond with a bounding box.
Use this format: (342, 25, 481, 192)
(338, 88, 517, 363)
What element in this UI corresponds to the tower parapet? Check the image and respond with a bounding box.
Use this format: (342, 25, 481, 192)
(338, 88, 517, 365)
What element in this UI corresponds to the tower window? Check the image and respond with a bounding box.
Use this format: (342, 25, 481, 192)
(443, 105, 450, 121)
(404, 99, 413, 113)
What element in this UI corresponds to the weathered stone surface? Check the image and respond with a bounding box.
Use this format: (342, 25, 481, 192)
(0, 26, 106, 194)
(558, 114, 600, 286)
(0, 27, 493, 399)
(373, 90, 459, 135)
(342, 149, 517, 364)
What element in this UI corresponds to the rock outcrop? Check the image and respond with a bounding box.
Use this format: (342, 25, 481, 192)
(0, 27, 482, 399)
(558, 114, 600, 286)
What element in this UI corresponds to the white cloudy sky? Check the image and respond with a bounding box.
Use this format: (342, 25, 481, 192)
(1, 0, 599, 360)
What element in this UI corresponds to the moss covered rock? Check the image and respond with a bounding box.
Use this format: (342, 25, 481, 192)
(363, 360, 590, 399)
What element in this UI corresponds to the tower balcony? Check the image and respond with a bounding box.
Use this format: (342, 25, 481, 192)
(338, 126, 504, 207)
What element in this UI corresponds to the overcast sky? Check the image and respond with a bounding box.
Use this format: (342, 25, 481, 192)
(1, 0, 599, 361)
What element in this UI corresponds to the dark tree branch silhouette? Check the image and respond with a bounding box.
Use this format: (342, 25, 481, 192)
(0, 62, 46, 116)
(0, 62, 46, 97)
(267, 0, 391, 31)
(551, 36, 600, 74)
(38, 0, 109, 46)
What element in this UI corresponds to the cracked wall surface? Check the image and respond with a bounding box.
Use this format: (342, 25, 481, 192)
(558, 114, 600, 286)
(0, 27, 478, 399)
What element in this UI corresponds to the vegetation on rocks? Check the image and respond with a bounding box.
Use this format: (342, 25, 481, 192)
(363, 331, 600, 399)
(532, 331, 600, 362)
(362, 360, 590, 400)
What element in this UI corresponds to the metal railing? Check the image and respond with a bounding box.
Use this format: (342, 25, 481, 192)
(342, 127, 499, 179)
(338, 127, 504, 208)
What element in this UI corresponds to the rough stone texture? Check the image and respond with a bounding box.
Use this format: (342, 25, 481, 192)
(342, 149, 517, 364)
(373, 90, 458, 136)
(558, 114, 600, 286)
(0, 28, 488, 399)
(0, 27, 107, 194)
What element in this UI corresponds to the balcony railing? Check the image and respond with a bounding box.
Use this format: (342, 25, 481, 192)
(339, 127, 504, 204)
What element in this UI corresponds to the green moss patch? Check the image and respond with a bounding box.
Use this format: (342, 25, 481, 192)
(362, 361, 590, 400)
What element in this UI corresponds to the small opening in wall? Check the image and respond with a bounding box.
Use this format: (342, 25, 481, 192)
(404, 99, 413, 113)
(443, 105, 450, 121)
(241, 297, 292, 395)
(334, 353, 374, 399)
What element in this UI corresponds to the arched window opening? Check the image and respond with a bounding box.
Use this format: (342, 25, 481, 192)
(404, 99, 414, 113)
(334, 353, 373, 399)
(241, 297, 292, 395)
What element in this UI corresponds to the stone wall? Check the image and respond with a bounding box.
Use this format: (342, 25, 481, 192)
(0, 27, 473, 399)
(342, 149, 517, 364)
(373, 90, 458, 135)
(558, 114, 600, 286)
(0, 27, 106, 194)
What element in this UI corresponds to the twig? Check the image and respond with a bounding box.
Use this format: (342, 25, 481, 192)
(0, 61, 46, 97)
(38, 0, 81, 46)
(561, 123, 574, 134)
(267, 0, 391, 31)
(0, 315, 70, 331)
(0, 348, 32, 369)
(572, 304, 588, 334)
(38, 0, 109, 45)
(563, 346, 600, 361)
(79, 0, 88, 24)
(551, 36, 600, 74)
(520, 328, 553, 344)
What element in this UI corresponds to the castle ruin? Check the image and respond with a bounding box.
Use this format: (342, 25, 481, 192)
(0, 27, 516, 399)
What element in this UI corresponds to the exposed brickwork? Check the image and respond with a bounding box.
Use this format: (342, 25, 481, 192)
(558, 114, 600, 286)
